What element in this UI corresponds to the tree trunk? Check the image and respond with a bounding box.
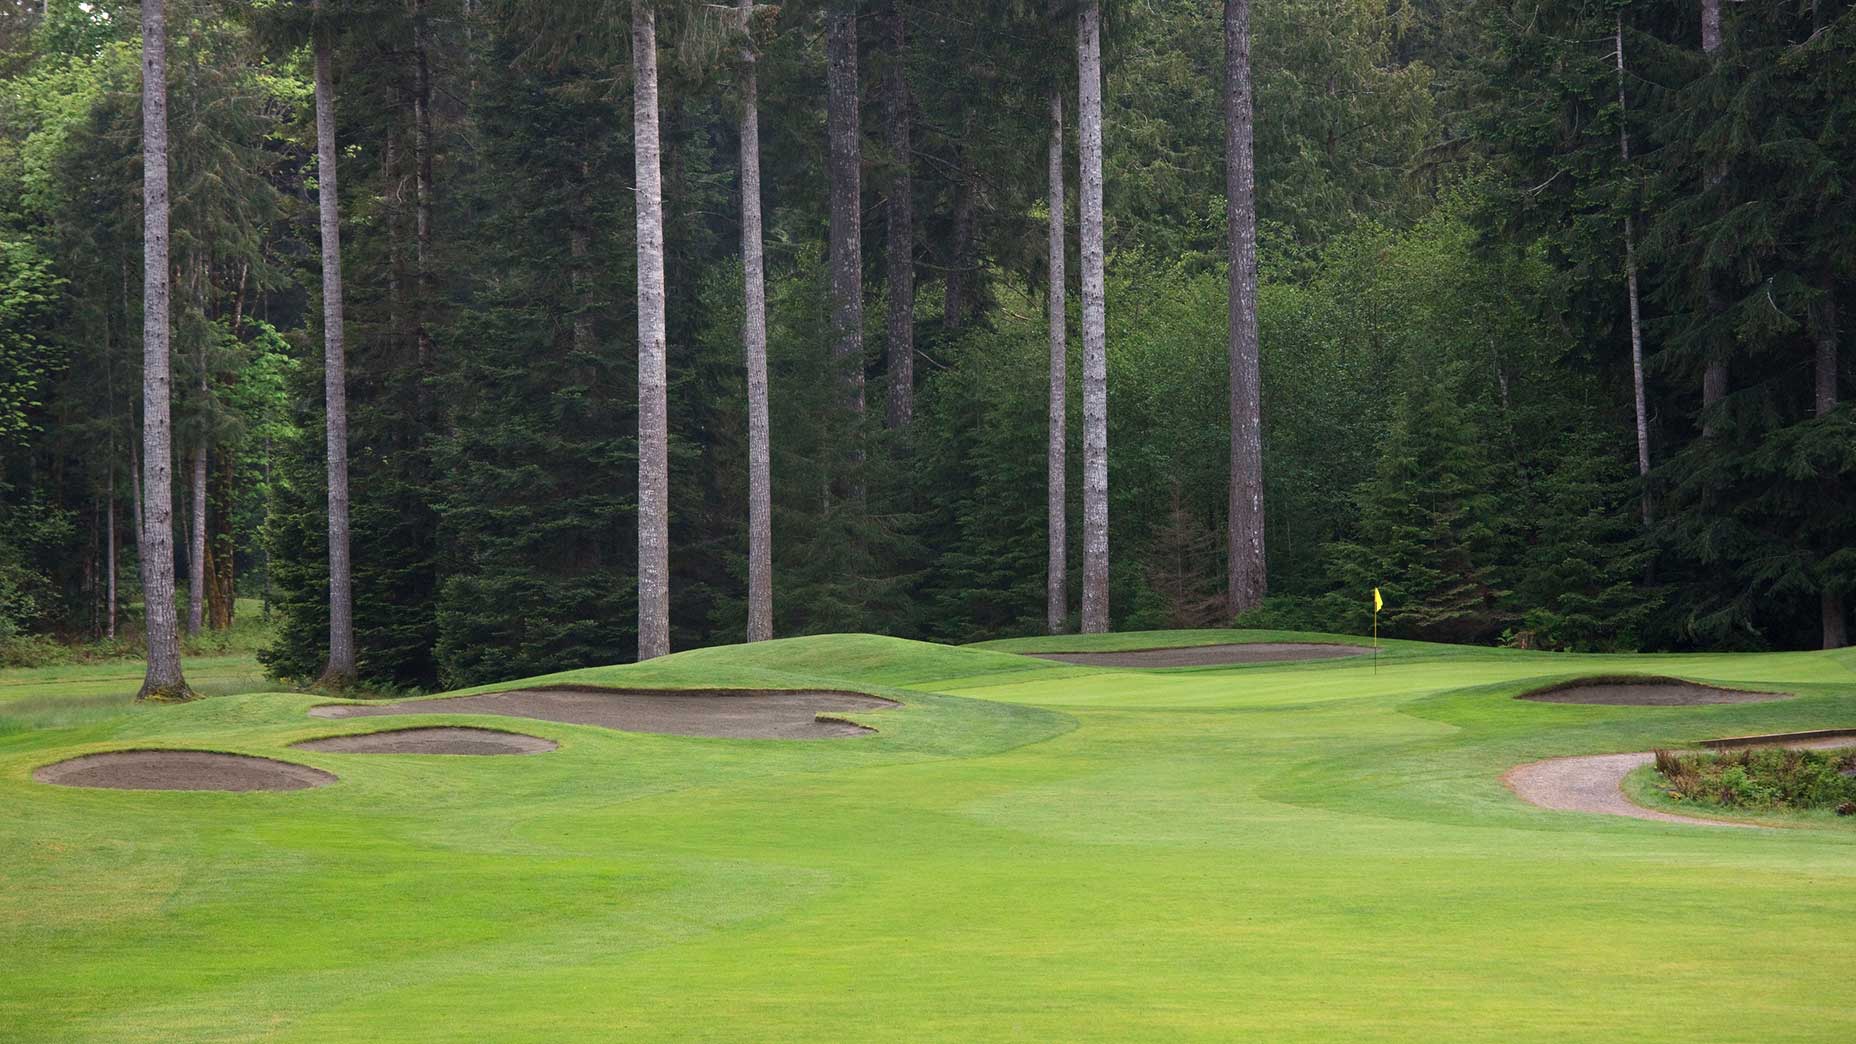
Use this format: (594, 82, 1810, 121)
(1077, 0, 1110, 634)
(1046, 82, 1068, 634)
(1616, 16, 1652, 525)
(207, 453, 234, 630)
(1814, 289, 1845, 649)
(634, 0, 671, 661)
(883, 2, 914, 431)
(187, 443, 205, 637)
(740, 0, 773, 642)
(944, 107, 976, 333)
(106, 479, 117, 640)
(412, 0, 435, 373)
(137, 0, 191, 701)
(315, 10, 357, 683)
(1699, 0, 1727, 438)
(828, 3, 866, 429)
(1224, 0, 1266, 618)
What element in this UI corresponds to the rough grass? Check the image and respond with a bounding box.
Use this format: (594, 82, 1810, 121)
(3, 628, 1855, 1042)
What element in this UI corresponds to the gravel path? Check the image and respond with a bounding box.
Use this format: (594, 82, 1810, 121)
(1505, 734, 1856, 828)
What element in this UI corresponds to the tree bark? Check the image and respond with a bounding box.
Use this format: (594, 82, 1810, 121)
(315, 8, 357, 683)
(944, 106, 976, 333)
(883, 1, 914, 431)
(634, 0, 671, 660)
(187, 443, 205, 636)
(137, 0, 191, 701)
(740, 0, 773, 642)
(207, 452, 234, 630)
(106, 478, 117, 640)
(1046, 79, 1067, 635)
(1814, 289, 1845, 649)
(828, 3, 866, 429)
(1077, 0, 1110, 634)
(411, 0, 436, 373)
(1224, 0, 1266, 618)
(1618, 18, 1652, 526)
(1699, 0, 1727, 438)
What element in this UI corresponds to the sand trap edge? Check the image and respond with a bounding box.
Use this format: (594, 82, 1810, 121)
(1700, 728, 1856, 750)
(289, 725, 559, 755)
(33, 749, 338, 792)
(1514, 674, 1787, 706)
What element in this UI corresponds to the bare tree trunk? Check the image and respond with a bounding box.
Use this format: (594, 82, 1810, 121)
(883, 1, 914, 431)
(137, 0, 191, 701)
(740, 0, 773, 642)
(187, 443, 205, 636)
(412, 0, 436, 374)
(944, 107, 975, 333)
(1077, 0, 1110, 634)
(828, 3, 866, 429)
(1814, 289, 1846, 648)
(315, 9, 357, 683)
(634, 0, 671, 661)
(1046, 76, 1067, 635)
(1614, 16, 1653, 525)
(106, 476, 117, 640)
(1699, 0, 1727, 438)
(1224, 0, 1266, 618)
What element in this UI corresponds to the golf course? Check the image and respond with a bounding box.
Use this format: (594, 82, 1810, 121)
(5, 630, 1854, 1041)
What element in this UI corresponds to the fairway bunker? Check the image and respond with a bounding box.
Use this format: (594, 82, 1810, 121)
(33, 750, 336, 792)
(290, 726, 557, 755)
(1505, 730, 1856, 827)
(309, 687, 897, 739)
(1023, 642, 1372, 668)
(1515, 676, 1784, 706)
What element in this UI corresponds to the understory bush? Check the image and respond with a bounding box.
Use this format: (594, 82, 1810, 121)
(1652, 747, 1856, 814)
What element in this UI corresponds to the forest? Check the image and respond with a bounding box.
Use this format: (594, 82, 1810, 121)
(1, 0, 1851, 693)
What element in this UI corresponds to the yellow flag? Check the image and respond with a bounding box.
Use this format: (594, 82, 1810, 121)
(1373, 587, 1383, 613)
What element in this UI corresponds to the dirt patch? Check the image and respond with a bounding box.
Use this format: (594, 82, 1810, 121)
(1025, 643, 1373, 668)
(1516, 676, 1784, 706)
(309, 687, 896, 740)
(34, 750, 336, 792)
(291, 726, 557, 755)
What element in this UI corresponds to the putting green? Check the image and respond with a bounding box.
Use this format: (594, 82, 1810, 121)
(3, 631, 1854, 1041)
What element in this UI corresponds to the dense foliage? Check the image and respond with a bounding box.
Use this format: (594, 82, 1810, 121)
(1, 0, 1850, 681)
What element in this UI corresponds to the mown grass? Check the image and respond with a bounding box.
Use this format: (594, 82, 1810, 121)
(3, 628, 1854, 1041)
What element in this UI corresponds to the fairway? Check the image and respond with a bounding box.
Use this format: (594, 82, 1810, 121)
(4, 630, 1854, 1041)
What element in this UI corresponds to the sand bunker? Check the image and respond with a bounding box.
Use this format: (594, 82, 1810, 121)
(1505, 731, 1856, 827)
(1516, 677, 1784, 706)
(1026, 643, 1372, 668)
(309, 687, 896, 740)
(291, 726, 557, 755)
(34, 750, 336, 792)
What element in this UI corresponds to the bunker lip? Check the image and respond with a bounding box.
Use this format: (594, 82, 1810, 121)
(34, 750, 337, 792)
(1700, 728, 1856, 750)
(1504, 730, 1856, 827)
(1515, 675, 1785, 706)
(1021, 642, 1374, 668)
(308, 686, 896, 740)
(290, 726, 557, 755)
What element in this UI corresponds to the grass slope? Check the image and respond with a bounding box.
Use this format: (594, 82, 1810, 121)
(2, 629, 1854, 1041)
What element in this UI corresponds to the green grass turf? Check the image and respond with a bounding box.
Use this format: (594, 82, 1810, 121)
(2, 630, 1854, 1041)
